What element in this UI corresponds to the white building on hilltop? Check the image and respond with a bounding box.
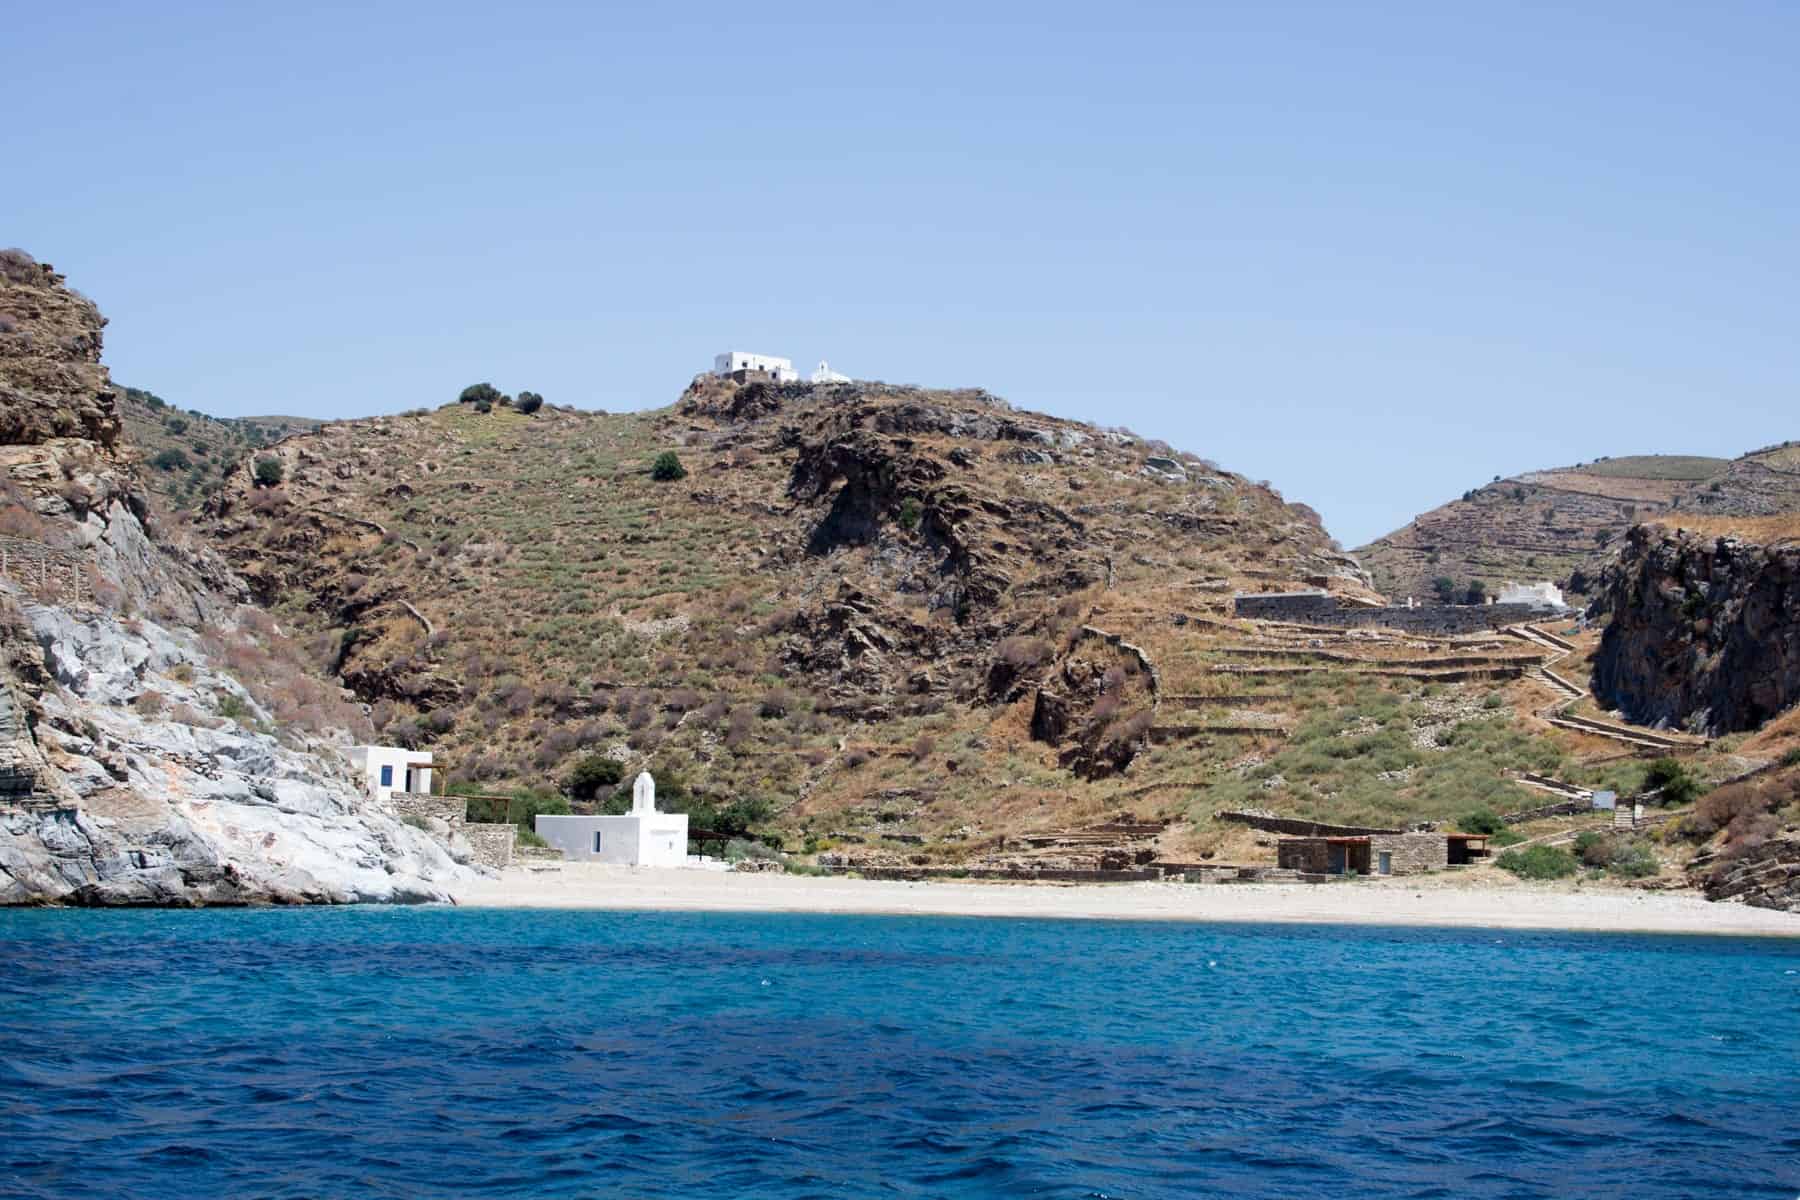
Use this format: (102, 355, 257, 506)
(713, 351, 798, 383)
(1497, 580, 1568, 609)
(534, 771, 690, 866)
(351, 746, 434, 804)
(810, 360, 851, 384)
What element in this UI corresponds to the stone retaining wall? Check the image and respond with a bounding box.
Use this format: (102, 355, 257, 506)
(388, 791, 465, 830)
(1233, 590, 1560, 635)
(1215, 810, 1401, 837)
(464, 822, 516, 870)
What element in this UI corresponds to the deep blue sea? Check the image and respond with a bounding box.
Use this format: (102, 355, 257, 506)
(1, 909, 1797, 1199)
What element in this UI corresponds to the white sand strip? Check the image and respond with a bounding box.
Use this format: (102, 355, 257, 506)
(451, 864, 1800, 937)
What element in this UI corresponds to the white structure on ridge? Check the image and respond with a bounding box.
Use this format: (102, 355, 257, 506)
(810, 360, 851, 384)
(714, 351, 798, 383)
(1497, 580, 1568, 609)
(351, 746, 434, 804)
(534, 771, 690, 866)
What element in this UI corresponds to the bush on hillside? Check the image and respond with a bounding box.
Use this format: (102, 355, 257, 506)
(1644, 757, 1701, 807)
(151, 448, 190, 472)
(253, 457, 284, 487)
(651, 451, 687, 481)
(564, 753, 624, 801)
(897, 497, 922, 530)
(514, 390, 544, 415)
(1460, 807, 1505, 835)
(458, 382, 502, 407)
(1495, 844, 1577, 880)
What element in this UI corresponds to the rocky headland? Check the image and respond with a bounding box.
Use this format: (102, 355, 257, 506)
(0, 250, 479, 904)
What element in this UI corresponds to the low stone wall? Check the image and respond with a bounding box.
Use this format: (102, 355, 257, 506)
(1500, 797, 1592, 824)
(1216, 810, 1400, 837)
(388, 791, 465, 831)
(1233, 591, 1561, 635)
(464, 822, 516, 870)
(826, 865, 1165, 883)
(1277, 838, 1333, 873)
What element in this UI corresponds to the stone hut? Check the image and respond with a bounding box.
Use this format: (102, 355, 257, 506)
(1276, 831, 1487, 876)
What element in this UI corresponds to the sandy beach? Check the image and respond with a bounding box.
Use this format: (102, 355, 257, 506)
(452, 863, 1800, 937)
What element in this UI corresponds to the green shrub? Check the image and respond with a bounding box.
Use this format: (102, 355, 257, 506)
(151, 448, 190, 472)
(564, 753, 624, 801)
(253, 457, 284, 487)
(216, 692, 252, 723)
(458, 382, 502, 406)
(1607, 842, 1660, 879)
(1495, 844, 1578, 880)
(897, 497, 922, 530)
(1460, 807, 1505, 835)
(1490, 829, 1526, 847)
(1780, 747, 1800, 769)
(651, 451, 687, 481)
(514, 390, 544, 415)
(1643, 758, 1701, 807)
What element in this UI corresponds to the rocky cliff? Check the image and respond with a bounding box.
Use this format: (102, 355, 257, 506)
(1591, 525, 1800, 734)
(0, 249, 479, 904)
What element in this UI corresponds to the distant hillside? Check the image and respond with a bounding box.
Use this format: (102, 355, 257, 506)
(1355, 448, 1800, 604)
(116, 385, 320, 517)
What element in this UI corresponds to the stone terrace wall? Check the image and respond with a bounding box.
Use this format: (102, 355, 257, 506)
(1216, 810, 1400, 837)
(464, 822, 516, 870)
(1233, 591, 1560, 635)
(389, 791, 465, 830)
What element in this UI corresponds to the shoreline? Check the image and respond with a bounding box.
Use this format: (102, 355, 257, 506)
(451, 864, 1800, 938)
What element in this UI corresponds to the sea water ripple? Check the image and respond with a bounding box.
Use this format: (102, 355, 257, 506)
(0, 908, 1796, 1198)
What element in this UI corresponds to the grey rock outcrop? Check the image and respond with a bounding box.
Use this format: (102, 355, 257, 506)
(1591, 525, 1800, 734)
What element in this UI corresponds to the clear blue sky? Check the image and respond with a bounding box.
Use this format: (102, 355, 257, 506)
(11, 1, 1796, 546)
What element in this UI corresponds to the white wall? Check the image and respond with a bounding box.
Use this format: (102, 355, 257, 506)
(714, 351, 798, 382)
(350, 745, 434, 805)
(536, 813, 690, 865)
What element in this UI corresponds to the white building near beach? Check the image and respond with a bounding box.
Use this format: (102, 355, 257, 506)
(713, 351, 799, 383)
(534, 771, 690, 866)
(351, 745, 434, 804)
(809, 360, 851, 384)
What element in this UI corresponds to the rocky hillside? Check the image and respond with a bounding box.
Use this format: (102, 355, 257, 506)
(1357, 450, 1800, 604)
(195, 364, 1385, 848)
(1592, 523, 1800, 735)
(117, 385, 319, 518)
(0, 249, 477, 904)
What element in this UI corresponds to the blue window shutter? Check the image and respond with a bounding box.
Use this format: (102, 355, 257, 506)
(380, 765, 393, 787)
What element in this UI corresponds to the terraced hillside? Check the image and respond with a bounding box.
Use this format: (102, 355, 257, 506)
(117, 385, 320, 517)
(1357, 448, 1800, 604)
(185, 372, 1777, 874)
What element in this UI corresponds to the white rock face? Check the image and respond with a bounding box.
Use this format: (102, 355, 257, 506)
(0, 603, 480, 905)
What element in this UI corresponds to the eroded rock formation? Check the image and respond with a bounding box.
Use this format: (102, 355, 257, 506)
(1592, 525, 1800, 734)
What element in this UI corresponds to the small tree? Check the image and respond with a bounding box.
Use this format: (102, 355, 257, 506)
(1463, 579, 1487, 605)
(651, 451, 687, 481)
(1432, 576, 1457, 604)
(897, 497, 922, 530)
(253, 457, 284, 487)
(514, 390, 544, 415)
(564, 753, 624, 801)
(458, 382, 502, 406)
(472, 397, 493, 414)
